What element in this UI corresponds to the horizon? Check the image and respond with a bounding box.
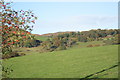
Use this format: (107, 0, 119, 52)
(11, 2, 118, 35)
(33, 28, 118, 35)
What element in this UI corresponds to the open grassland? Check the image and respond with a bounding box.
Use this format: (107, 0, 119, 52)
(3, 45, 118, 78)
(71, 41, 104, 48)
(34, 35, 49, 41)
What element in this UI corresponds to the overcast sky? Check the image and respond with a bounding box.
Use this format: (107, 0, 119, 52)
(9, 2, 118, 34)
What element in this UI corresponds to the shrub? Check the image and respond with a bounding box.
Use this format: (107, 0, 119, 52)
(56, 45, 66, 50)
(2, 51, 25, 59)
(87, 44, 93, 47)
(94, 44, 100, 47)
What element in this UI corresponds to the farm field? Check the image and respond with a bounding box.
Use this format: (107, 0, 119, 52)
(3, 44, 118, 78)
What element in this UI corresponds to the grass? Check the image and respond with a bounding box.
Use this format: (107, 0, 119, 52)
(89, 65, 118, 78)
(34, 35, 49, 41)
(3, 44, 118, 78)
(73, 41, 104, 48)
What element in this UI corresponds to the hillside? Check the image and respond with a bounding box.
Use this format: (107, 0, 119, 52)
(2, 29, 119, 78)
(35, 31, 76, 37)
(34, 29, 119, 37)
(3, 45, 118, 78)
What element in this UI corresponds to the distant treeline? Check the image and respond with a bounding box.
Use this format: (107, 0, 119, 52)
(4, 29, 119, 59)
(40, 29, 120, 51)
(13, 29, 120, 51)
(54, 29, 120, 42)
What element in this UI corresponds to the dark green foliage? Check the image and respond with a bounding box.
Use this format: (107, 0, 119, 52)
(24, 41, 32, 48)
(56, 45, 66, 50)
(2, 46, 12, 54)
(2, 51, 25, 59)
(20, 39, 42, 48)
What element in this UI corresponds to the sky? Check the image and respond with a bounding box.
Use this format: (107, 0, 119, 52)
(10, 2, 118, 34)
(5, 0, 119, 2)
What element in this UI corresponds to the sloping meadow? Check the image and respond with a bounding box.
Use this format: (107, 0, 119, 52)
(3, 45, 118, 78)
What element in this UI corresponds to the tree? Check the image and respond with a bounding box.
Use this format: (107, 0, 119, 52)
(0, 0, 37, 54)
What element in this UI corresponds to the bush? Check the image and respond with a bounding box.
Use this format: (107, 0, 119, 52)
(87, 44, 93, 47)
(23, 39, 41, 48)
(94, 44, 100, 47)
(2, 51, 25, 59)
(2, 46, 12, 54)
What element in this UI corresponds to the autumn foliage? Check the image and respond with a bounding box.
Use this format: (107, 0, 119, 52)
(0, 0, 37, 54)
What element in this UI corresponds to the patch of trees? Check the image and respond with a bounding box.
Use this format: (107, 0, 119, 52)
(41, 36, 77, 51)
(8, 29, 119, 52)
(52, 29, 120, 43)
(40, 29, 120, 51)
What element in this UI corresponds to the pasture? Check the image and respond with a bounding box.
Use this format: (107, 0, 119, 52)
(34, 35, 49, 41)
(3, 45, 118, 78)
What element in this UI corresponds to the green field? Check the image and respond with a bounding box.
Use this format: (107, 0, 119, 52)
(3, 44, 118, 78)
(34, 35, 49, 41)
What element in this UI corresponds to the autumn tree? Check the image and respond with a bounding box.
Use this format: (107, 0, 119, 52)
(0, 0, 37, 54)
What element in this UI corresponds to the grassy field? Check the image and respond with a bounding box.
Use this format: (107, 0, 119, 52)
(34, 35, 49, 41)
(3, 44, 118, 78)
(71, 41, 104, 48)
